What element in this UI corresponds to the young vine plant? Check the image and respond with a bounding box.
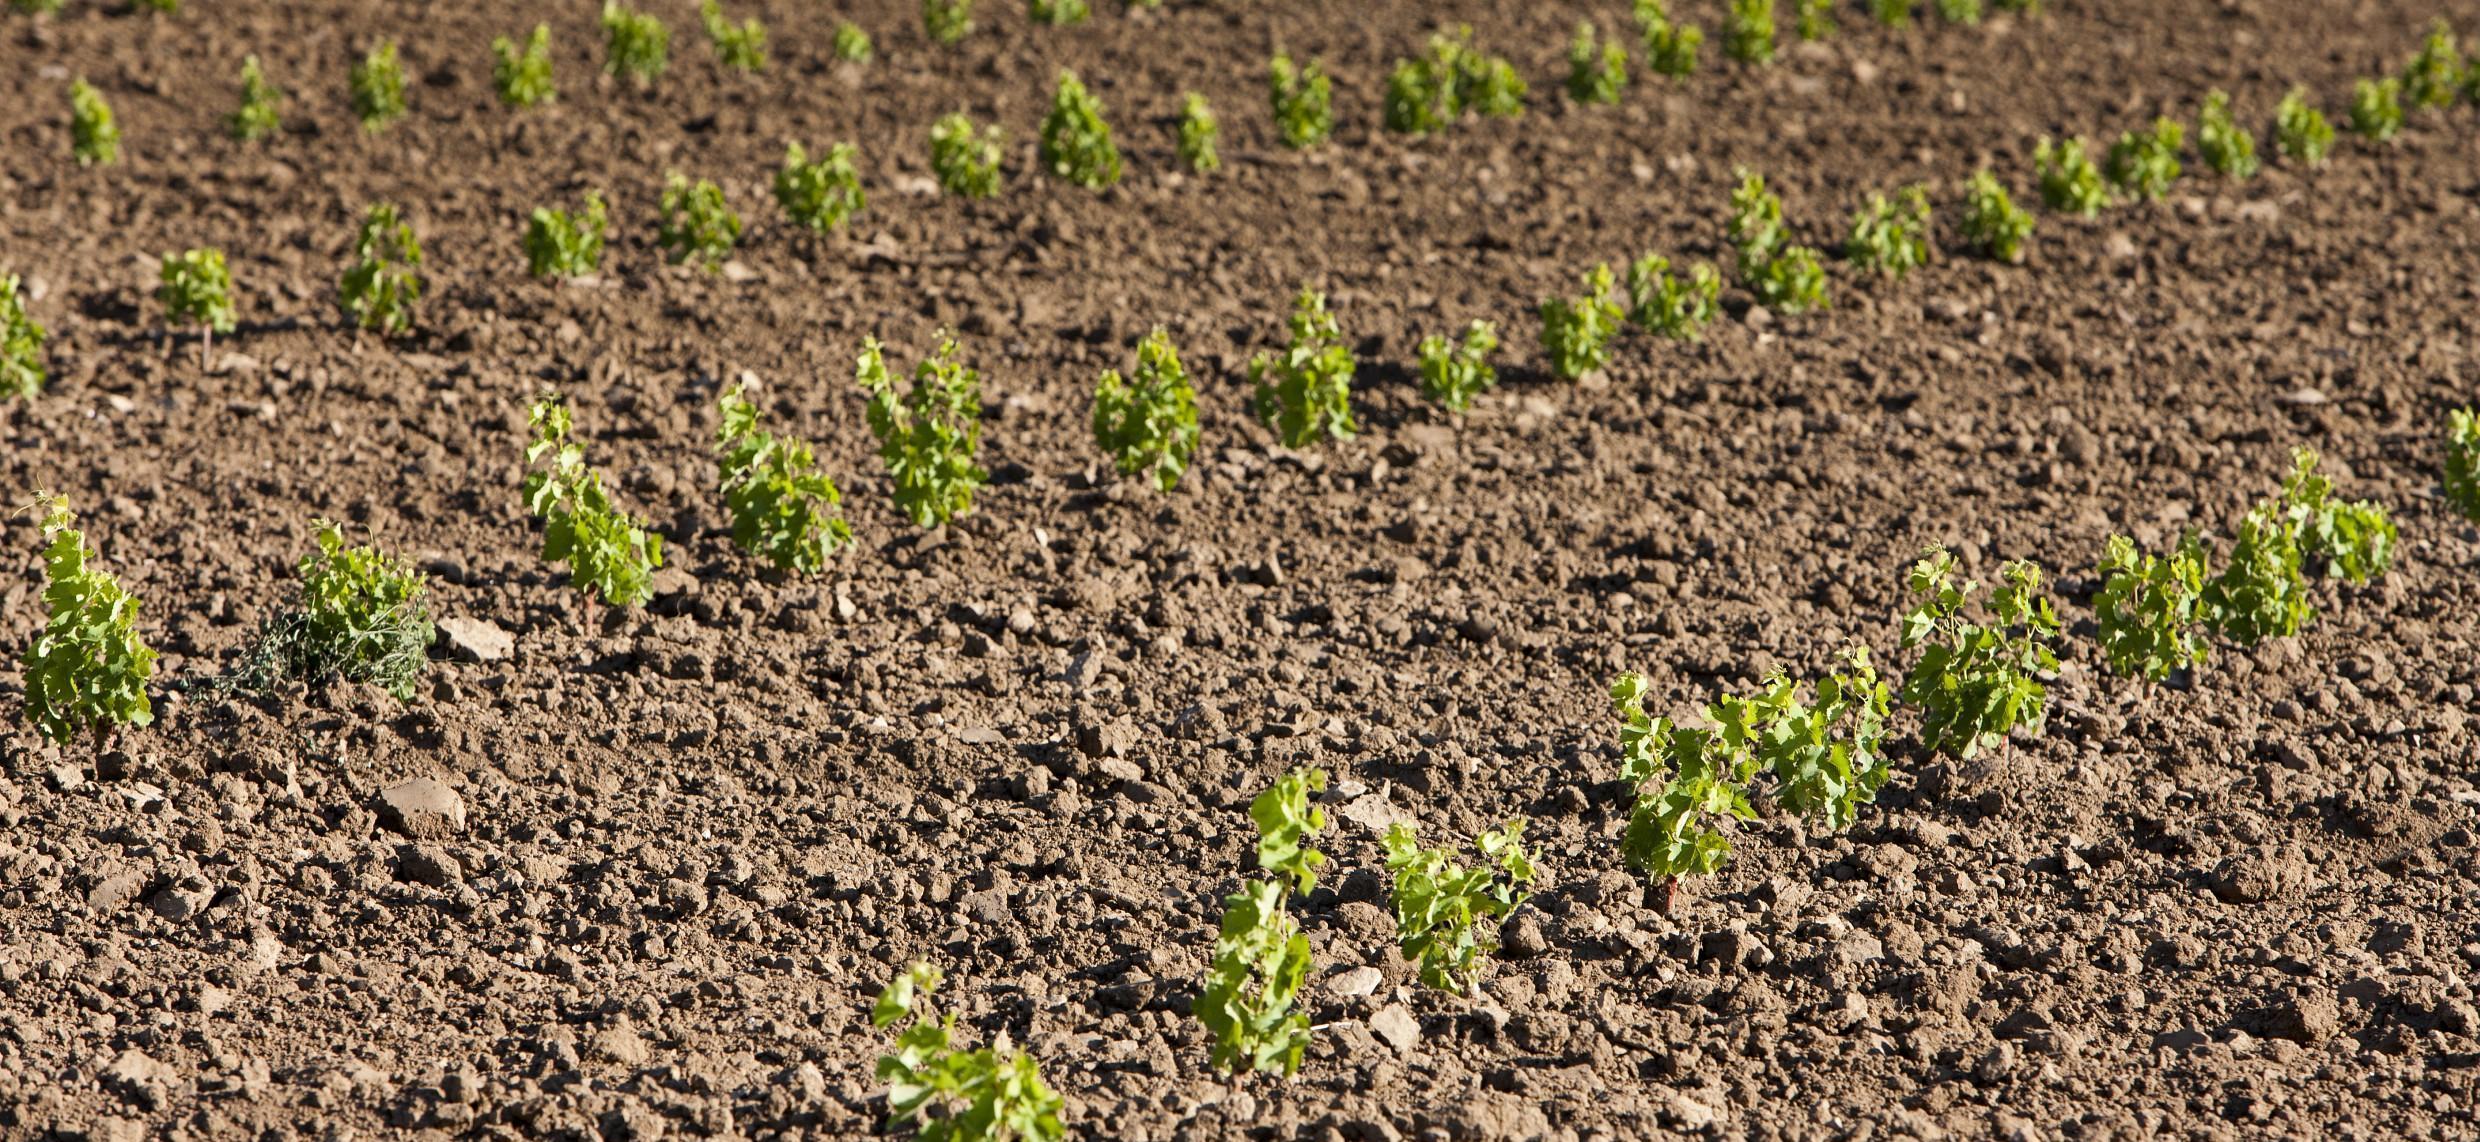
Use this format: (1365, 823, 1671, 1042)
(1177, 93, 1220, 174)
(350, 40, 407, 133)
(523, 394, 665, 609)
(1267, 54, 1333, 149)
(70, 79, 118, 165)
(1897, 546, 2060, 760)
(493, 24, 557, 108)
(1626, 255, 1720, 339)
(700, 0, 767, 73)
(525, 192, 609, 279)
(1039, 71, 1121, 190)
(2104, 116, 2185, 202)
(2274, 87, 2334, 166)
(2445, 408, 2480, 523)
(158, 248, 235, 365)
(715, 385, 852, 574)
(929, 113, 1003, 198)
(1195, 767, 1326, 1077)
(1249, 287, 1357, 448)
(1538, 264, 1622, 381)
(657, 175, 740, 270)
(338, 202, 423, 336)
(230, 56, 283, 141)
(775, 142, 865, 233)
(20, 494, 157, 750)
(2197, 90, 2258, 179)
(858, 335, 987, 528)
(1961, 171, 2034, 264)
(1844, 186, 1932, 279)
(871, 963, 1066, 1142)
(2, 274, 46, 400)
(2092, 533, 2212, 683)
(2035, 136, 2109, 216)
(1091, 329, 1200, 492)
(1566, 21, 1628, 106)
(231, 521, 433, 701)
(1416, 319, 1499, 413)
(1381, 820, 1535, 992)
(603, 2, 671, 85)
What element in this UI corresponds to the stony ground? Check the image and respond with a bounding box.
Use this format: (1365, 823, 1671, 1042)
(2, 0, 2479, 1139)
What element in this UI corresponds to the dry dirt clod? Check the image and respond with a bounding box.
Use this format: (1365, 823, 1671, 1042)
(375, 777, 468, 839)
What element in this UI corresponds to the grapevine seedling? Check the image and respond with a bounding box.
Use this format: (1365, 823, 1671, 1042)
(2034, 136, 2109, 216)
(700, 0, 767, 72)
(2403, 18, 2463, 110)
(338, 202, 423, 337)
(525, 191, 609, 279)
(1381, 820, 1535, 993)
(1416, 319, 1499, 413)
(658, 174, 740, 270)
(1936, 0, 1980, 24)
(232, 521, 433, 701)
(2197, 90, 2258, 180)
(872, 963, 1067, 1142)
(929, 113, 1003, 198)
(1626, 255, 1720, 339)
(1092, 328, 1201, 492)
(70, 79, 118, 166)
(20, 495, 156, 750)
(1796, 0, 1835, 40)
(523, 393, 665, 609)
(1028, 0, 1087, 25)
(493, 24, 557, 107)
(1639, 1, 1704, 78)
(1897, 546, 2060, 760)
(350, 40, 406, 133)
(1754, 648, 1892, 832)
(1845, 185, 1933, 278)
(2274, 87, 2334, 165)
(923, 0, 973, 45)
(1249, 287, 1357, 448)
(1960, 170, 2034, 264)
(158, 248, 235, 367)
(1, 274, 47, 400)
(1538, 263, 1623, 381)
(858, 335, 987, 528)
(1195, 879, 1314, 1078)
(1177, 93, 1220, 174)
(2349, 77, 2402, 142)
(2203, 503, 2310, 646)
(1268, 53, 1333, 149)
(716, 384, 852, 574)
(1388, 25, 1527, 133)
(1726, 0, 1776, 65)
(1870, 0, 1912, 28)
(2279, 447, 2396, 584)
(775, 142, 865, 233)
(602, 2, 671, 84)
(1040, 71, 1121, 189)
(2093, 533, 2212, 683)
(2104, 117, 2184, 202)
(1566, 22, 1628, 106)
(230, 56, 284, 141)
(1729, 168, 1788, 268)
(1610, 672, 1759, 912)
(833, 21, 872, 63)
(1730, 170, 1828, 313)
(1250, 766, 1328, 898)
(2445, 408, 2479, 523)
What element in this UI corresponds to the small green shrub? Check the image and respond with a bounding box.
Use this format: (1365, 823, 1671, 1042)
(715, 384, 852, 574)
(1388, 25, 1527, 133)
(523, 393, 665, 608)
(1251, 766, 1328, 897)
(1844, 185, 1932, 278)
(2104, 116, 2184, 202)
(338, 202, 422, 336)
(832, 21, 872, 62)
(2274, 87, 2334, 165)
(1897, 546, 2060, 760)
(1639, 1, 1703, 78)
(350, 40, 407, 133)
(1380, 820, 1535, 993)
(2196, 90, 2258, 179)
(1538, 263, 1622, 381)
(2034, 135, 2109, 216)
(1796, 0, 1835, 39)
(1566, 22, 1628, 105)
(1935, 0, 1980, 24)
(233, 521, 433, 701)
(1728, 168, 1789, 267)
(1725, 0, 1775, 65)
(1625, 255, 1719, 339)
(1177, 92, 1220, 173)
(20, 495, 156, 748)
(872, 963, 1066, 1142)
(1610, 674, 1756, 908)
(1092, 328, 1201, 491)
(1869, 0, 1912, 28)
(2092, 533, 2212, 683)
(1750, 247, 1827, 313)
(929, 113, 1003, 198)
(775, 141, 865, 233)
(700, 0, 767, 72)
(158, 248, 236, 359)
(1195, 879, 1313, 1077)
(493, 24, 557, 107)
(602, 2, 671, 84)
(1960, 170, 2034, 263)
(2203, 503, 2310, 646)
(2349, 76, 2402, 142)
(1268, 53, 1333, 149)
(2280, 447, 2396, 585)
(1754, 649, 1893, 831)
(858, 335, 987, 528)
(2, 273, 49, 400)
(2402, 18, 2463, 109)
(923, 0, 972, 45)
(1028, 0, 1087, 25)
(2444, 407, 2479, 523)
(657, 174, 740, 270)
(1416, 319, 1499, 413)
(70, 79, 118, 165)
(229, 56, 283, 141)
(526, 192, 609, 278)
(1250, 287, 1356, 448)
(1040, 71, 1121, 189)
(1730, 170, 1826, 312)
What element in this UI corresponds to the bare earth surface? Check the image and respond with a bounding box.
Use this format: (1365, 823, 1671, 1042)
(3, 0, 2478, 1139)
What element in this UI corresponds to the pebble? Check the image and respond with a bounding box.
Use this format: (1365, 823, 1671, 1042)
(1329, 966, 1382, 998)
(377, 777, 469, 839)
(1367, 1004, 1420, 1054)
(436, 617, 514, 663)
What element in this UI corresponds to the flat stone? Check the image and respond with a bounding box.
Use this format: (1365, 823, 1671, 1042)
(435, 617, 514, 663)
(376, 776, 467, 839)
(1329, 966, 1383, 998)
(1368, 1004, 1420, 1054)
(87, 870, 147, 913)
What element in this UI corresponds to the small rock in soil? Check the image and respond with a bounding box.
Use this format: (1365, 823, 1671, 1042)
(1368, 1004, 1420, 1054)
(435, 617, 514, 663)
(376, 776, 468, 839)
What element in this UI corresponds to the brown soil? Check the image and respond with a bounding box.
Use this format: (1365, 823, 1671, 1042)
(4, 0, 2479, 1139)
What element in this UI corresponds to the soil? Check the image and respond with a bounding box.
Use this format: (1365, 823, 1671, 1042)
(3, 0, 2479, 1139)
